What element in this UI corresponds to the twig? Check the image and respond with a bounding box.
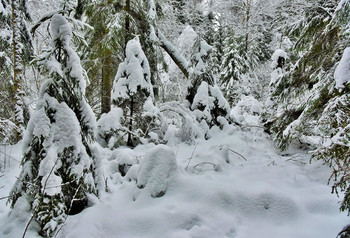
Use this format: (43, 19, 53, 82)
(228, 149, 247, 161)
(286, 158, 306, 165)
(185, 142, 199, 170)
(0, 150, 20, 163)
(193, 162, 217, 170)
(0, 195, 10, 200)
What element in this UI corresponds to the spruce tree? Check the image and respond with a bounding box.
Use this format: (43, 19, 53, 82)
(0, 0, 32, 142)
(186, 38, 230, 132)
(110, 37, 163, 147)
(263, 1, 350, 226)
(9, 14, 97, 237)
(83, 0, 123, 115)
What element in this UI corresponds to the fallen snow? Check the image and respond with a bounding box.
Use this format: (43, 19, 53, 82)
(231, 95, 262, 126)
(334, 47, 350, 89)
(0, 125, 348, 238)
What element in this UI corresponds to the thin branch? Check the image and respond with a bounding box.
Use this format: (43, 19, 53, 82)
(228, 149, 247, 161)
(22, 157, 59, 238)
(31, 10, 67, 36)
(54, 184, 82, 238)
(185, 142, 199, 170)
(0, 195, 10, 200)
(193, 162, 217, 169)
(0, 150, 21, 163)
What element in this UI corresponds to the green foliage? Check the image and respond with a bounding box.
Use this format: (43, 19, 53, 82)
(313, 123, 350, 213)
(219, 33, 259, 104)
(0, 0, 33, 143)
(264, 0, 350, 222)
(9, 14, 96, 237)
(265, 0, 348, 150)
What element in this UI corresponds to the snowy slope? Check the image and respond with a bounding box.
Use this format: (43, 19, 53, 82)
(1, 125, 348, 238)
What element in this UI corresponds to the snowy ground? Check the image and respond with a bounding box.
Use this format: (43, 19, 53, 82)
(0, 126, 349, 238)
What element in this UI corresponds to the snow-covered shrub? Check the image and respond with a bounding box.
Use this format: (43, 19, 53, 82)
(271, 49, 287, 70)
(9, 14, 97, 237)
(137, 145, 177, 198)
(111, 38, 165, 147)
(269, 49, 287, 88)
(186, 38, 230, 133)
(109, 147, 138, 178)
(230, 96, 262, 126)
(160, 101, 205, 144)
(96, 108, 125, 149)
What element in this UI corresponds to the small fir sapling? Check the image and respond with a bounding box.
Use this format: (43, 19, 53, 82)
(186, 38, 230, 131)
(111, 37, 165, 147)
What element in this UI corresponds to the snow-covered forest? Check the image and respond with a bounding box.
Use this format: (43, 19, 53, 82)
(0, 0, 349, 237)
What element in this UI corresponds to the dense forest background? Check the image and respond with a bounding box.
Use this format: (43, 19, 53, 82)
(0, 0, 349, 237)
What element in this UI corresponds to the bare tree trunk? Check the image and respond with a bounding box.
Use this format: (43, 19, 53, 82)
(100, 55, 112, 114)
(12, 0, 24, 141)
(127, 96, 134, 147)
(244, 0, 251, 54)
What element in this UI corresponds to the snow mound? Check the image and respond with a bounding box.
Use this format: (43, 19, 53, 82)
(109, 147, 138, 178)
(231, 95, 262, 126)
(212, 191, 299, 223)
(137, 145, 178, 197)
(96, 107, 124, 148)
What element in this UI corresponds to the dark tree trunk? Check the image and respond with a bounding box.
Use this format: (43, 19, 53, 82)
(100, 55, 113, 114)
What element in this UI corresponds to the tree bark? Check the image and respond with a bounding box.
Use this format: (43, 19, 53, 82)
(100, 55, 113, 114)
(244, 0, 251, 54)
(156, 30, 190, 78)
(12, 0, 24, 141)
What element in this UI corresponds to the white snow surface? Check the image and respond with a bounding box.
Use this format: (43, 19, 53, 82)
(0, 126, 349, 238)
(334, 47, 350, 89)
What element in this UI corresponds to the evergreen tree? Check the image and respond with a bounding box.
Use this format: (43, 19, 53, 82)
(9, 14, 97, 237)
(83, 0, 123, 115)
(82, 0, 163, 115)
(110, 38, 163, 147)
(263, 1, 350, 225)
(219, 32, 262, 105)
(264, 0, 343, 149)
(311, 0, 350, 218)
(186, 38, 230, 132)
(0, 0, 32, 142)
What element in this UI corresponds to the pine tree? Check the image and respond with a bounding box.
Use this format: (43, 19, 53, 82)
(9, 14, 97, 237)
(82, 0, 163, 115)
(264, 0, 342, 150)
